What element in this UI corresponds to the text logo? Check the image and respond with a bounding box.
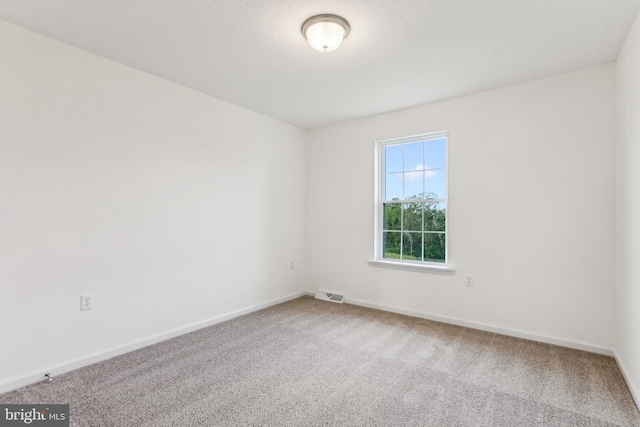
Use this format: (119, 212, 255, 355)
(0, 405, 69, 427)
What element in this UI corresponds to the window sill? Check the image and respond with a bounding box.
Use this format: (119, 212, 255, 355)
(367, 259, 456, 274)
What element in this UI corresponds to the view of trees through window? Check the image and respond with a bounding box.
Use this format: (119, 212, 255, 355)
(381, 136, 447, 263)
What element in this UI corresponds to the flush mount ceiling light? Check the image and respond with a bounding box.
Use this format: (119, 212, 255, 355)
(301, 14, 350, 53)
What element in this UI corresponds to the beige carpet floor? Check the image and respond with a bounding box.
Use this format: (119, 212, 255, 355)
(1, 296, 639, 426)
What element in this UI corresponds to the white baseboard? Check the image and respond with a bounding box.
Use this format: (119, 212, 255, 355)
(613, 349, 640, 411)
(341, 295, 614, 356)
(0, 291, 308, 395)
(5, 289, 634, 409)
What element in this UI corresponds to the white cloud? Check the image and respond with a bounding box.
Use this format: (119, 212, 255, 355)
(405, 171, 421, 182)
(405, 164, 438, 181)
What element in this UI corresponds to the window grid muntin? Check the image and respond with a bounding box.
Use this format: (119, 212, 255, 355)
(377, 131, 448, 265)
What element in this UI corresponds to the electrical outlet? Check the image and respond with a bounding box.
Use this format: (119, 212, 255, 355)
(465, 275, 474, 287)
(80, 293, 93, 311)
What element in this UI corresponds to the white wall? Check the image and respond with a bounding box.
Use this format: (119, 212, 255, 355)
(615, 11, 640, 404)
(307, 65, 616, 349)
(0, 20, 306, 386)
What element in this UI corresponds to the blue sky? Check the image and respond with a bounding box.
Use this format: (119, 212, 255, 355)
(384, 138, 446, 200)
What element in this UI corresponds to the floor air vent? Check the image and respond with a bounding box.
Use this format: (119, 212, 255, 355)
(315, 290, 345, 303)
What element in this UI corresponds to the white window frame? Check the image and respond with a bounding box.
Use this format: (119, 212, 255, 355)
(369, 131, 455, 273)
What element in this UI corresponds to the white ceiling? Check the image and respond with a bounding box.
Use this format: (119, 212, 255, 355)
(1, 0, 639, 129)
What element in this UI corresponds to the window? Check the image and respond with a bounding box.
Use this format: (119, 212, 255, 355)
(373, 132, 449, 269)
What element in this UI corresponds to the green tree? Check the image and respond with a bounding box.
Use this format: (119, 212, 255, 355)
(383, 192, 446, 262)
